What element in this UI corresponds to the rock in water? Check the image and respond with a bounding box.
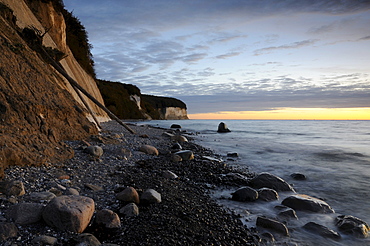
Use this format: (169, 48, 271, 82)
(257, 188, 279, 201)
(231, 187, 258, 202)
(217, 122, 231, 133)
(256, 217, 289, 236)
(335, 215, 369, 238)
(250, 172, 295, 192)
(42, 195, 95, 233)
(303, 222, 341, 240)
(170, 124, 182, 129)
(282, 194, 334, 213)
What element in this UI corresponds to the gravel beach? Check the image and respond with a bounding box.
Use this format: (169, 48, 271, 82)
(1, 121, 259, 245)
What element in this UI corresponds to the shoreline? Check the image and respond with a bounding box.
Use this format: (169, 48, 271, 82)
(1, 121, 259, 245)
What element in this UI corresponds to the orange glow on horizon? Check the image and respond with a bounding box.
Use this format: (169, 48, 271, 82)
(188, 108, 370, 120)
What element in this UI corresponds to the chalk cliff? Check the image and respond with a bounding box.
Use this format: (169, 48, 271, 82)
(0, 0, 109, 177)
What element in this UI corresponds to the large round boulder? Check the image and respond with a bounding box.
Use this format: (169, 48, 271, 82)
(231, 187, 258, 202)
(335, 215, 369, 238)
(250, 172, 295, 192)
(282, 194, 334, 213)
(217, 122, 231, 133)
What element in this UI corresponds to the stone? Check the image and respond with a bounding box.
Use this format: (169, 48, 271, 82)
(202, 156, 222, 162)
(260, 232, 275, 243)
(171, 135, 188, 142)
(217, 122, 231, 133)
(250, 172, 295, 192)
(119, 203, 139, 217)
(335, 215, 369, 238)
(256, 217, 289, 236)
(119, 148, 132, 159)
(170, 124, 182, 129)
(85, 145, 104, 158)
(139, 145, 159, 156)
(278, 208, 298, 220)
(163, 170, 178, 179)
(29, 191, 56, 202)
(257, 188, 279, 201)
(116, 187, 140, 204)
(140, 189, 162, 204)
(282, 194, 334, 213)
(171, 143, 182, 151)
(6, 203, 44, 225)
(42, 195, 95, 233)
(65, 188, 80, 196)
(0, 222, 18, 241)
(84, 183, 104, 192)
(95, 209, 121, 229)
(171, 154, 182, 162)
(0, 180, 25, 196)
(174, 150, 194, 161)
(227, 152, 239, 157)
(303, 222, 341, 240)
(231, 187, 258, 202)
(290, 173, 307, 180)
(32, 235, 58, 245)
(72, 233, 101, 246)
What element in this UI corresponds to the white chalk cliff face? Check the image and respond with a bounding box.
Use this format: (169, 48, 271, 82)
(159, 107, 188, 120)
(3, 0, 109, 123)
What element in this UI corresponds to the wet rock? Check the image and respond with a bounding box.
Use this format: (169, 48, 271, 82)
(119, 203, 139, 217)
(85, 146, 104, 158)
(0, 180, 25, 196)
(163, 170, 178, 179)
(303, 222, 341, 240)
(140, 189, 161, 205)
(231, 187, 258, 202)
(72, 233, 101, 246)
(335, 215, 369, 238)
(278, 208, 298, 220)
(6, 203, 44, 225)
(174, 150, 194, 161)
(84, 183, 104, 192)
(170, 124, 182, 129)
(282, 194, 334, 213)
(171, 135, 188, 142)
(257, 188, 279, 201)
(290, 173, 307, 180)
(202, 156, 222, 162)
(250, 172, 295, 192)
(171, 142, 182, 151)
(31, 235, 58, 245)
(217, 122, 231, 133)
(42, 195, 95, 233)
(116, 187, 140, 204)
(256, 217, 289, 236)
(95, 209, 121, 229)
(260, 232, 275, 243)
(29, 191, 56, 202)
(139, 145, 159, 156)
(227, 152, 239, 157)
(0, 222, 18, 241)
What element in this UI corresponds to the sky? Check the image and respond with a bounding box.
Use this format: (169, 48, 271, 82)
(62, 0, 370, 120)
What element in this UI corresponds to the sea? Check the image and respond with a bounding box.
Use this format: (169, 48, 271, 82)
(139, 119, 370, 246)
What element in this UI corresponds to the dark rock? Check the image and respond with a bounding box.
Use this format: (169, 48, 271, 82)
(29, 191, 56, 202)
(260, 232, 275, 243)
(140, 189, 161, 204)
(32, 235, 58, 245)
(227, 152, 239, 157)
(231, 187, 258, 202)
(84, 183, 104, 192)
(85, 145, 104, 158)
(250, 172, 295, 192)
(170, 124, 182, 129)
(6, 203, 44, 225)
(0, 222, 18, 241)
(72, 233, 101, 246)
(171, 135, 188, 142)
(282, 194, 334, 213)
(139, 145, 159, 156)
(256, 217, 289, 236)
(163, 170, 178, 179)
(257, 188, 279, 201)
(290, 173, 307, 180)
(278, 208, 298, 220)
(174, 150, 194, 161)
(0, 180, 25, 196)
(303, 222, 341, 240)
(171, 142, 182, 151)
(95, 209, 121, 229)
(119, 203, 139, 217)
(42, 195, 95, 233)
(217, 122, 231, 133)
(116, 187, 140, 204)
(335, 215, 369, 238)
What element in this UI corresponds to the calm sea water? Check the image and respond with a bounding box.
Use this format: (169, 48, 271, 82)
(142, 120, 370, 245)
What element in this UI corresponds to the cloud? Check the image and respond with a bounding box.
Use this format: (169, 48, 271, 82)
(358, 35, 370, 41)
(215, 52, 242, 59)
(254, 39, 319, 56)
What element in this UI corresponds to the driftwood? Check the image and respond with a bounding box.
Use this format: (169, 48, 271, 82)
(37, 44, 135, 134)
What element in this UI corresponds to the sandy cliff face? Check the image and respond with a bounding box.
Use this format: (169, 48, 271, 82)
(0, 0, 109, 177)
(158, 107, 188, 120)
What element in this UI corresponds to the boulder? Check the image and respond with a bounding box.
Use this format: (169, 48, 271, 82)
(303, 222, 341, 240)
(42, 195, 95, 233)
(174, 150, 194, 161)
(335, 215, 369, 238)
(119, 203, 139, 217)
(170, 124, 182, 129)
(31, 235, 58, 245)
(217, 122, 231, 133)
(171, 135, 188, 142)
(250, 173, 295, 192)
(278, 208, 298, 220)
(139, 145, 159, 156)
(231, 187, 258, 202)
(116, 187, 140, 204)
(256, 217, 289, 236)
(140, 189, 161, 205)
(95, 209, 121, 229)
(0, 180, 25, 196)
(6, 203, 44, 225)
(85, 145, 104, 158)
(28, 191, 56, 202)
(72, 233, 101, 246)
(290, 173, 307, 180)
(282, 194, 334, 213)
(0, 222, 18, 241)
(257, 188, 279, 201)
